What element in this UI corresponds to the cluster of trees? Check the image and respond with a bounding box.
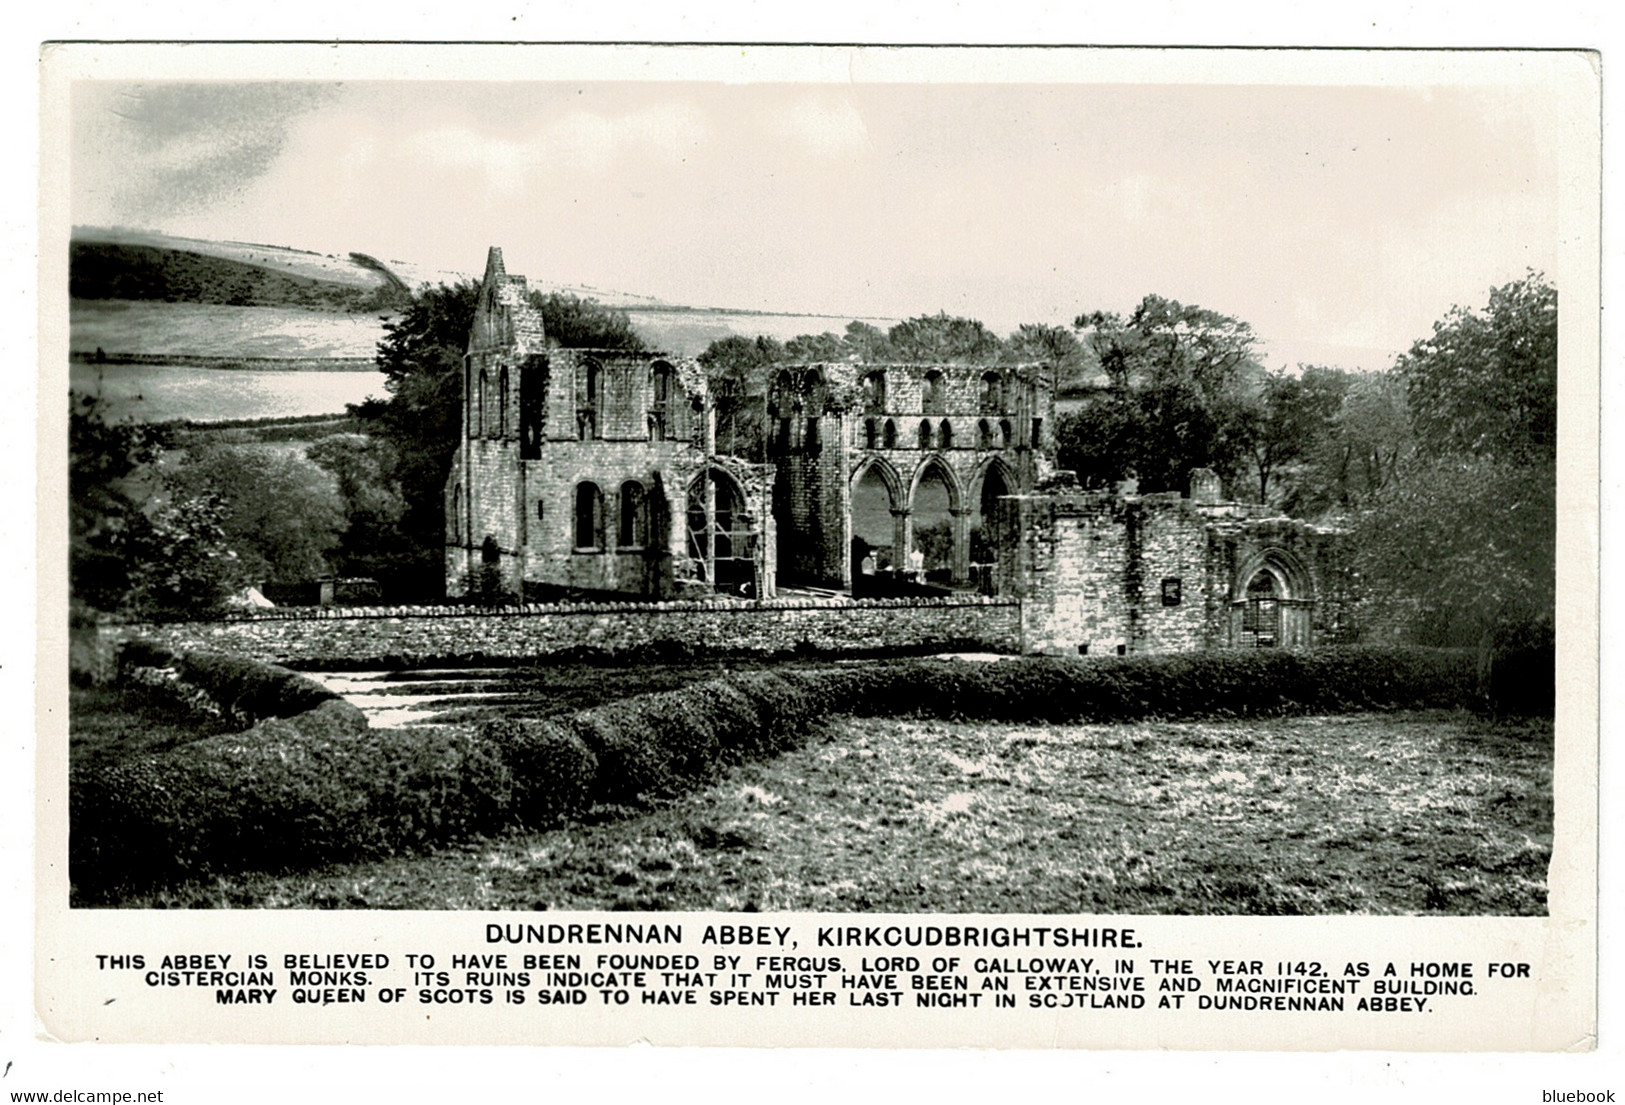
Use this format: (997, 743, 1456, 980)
(1348, 275, 1556, 681)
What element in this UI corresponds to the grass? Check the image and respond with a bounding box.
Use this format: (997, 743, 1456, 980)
(69, 685, 238, 770)
(116, 710, 1552, 915)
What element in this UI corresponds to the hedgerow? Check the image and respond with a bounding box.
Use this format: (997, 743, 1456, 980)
(71, 717, 514, 899)
(71, 646, 1478, 900)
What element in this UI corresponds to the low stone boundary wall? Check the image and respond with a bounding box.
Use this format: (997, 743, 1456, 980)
(89, 596, 1023, 669)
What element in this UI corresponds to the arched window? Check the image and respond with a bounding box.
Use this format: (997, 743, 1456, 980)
(451, 484, 462, 540)
(806, 416, 821, 454)
(977, 419, 994, 450)
(476, 368, 488, 437)
(650, 362, 673, 441)
(497, 366, 509, 437)
(618, 481, 648, 548)
(1031, 417, 1043, 448)
(999, 419, 1013, 448)
(574, 482, 605, 550)
(865, 418, 878, 450)
(918, 419, 934, 449)
(883, 419, 898, 449)
(938, 419, 953, 450)
(803, 368, 827, 413)
(772, 369, 796, 416)
(577, 361, 601, 440)
(862, 371, 887, 414)
(980, 371, 1002, 413)
(923, 370, 946, 415)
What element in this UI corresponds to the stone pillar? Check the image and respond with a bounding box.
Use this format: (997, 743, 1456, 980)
(950, 507, 972, 584)
(891, 508, 912, 573)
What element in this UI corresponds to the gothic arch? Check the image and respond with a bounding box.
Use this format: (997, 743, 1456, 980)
(968, 455, 1019, 507)
(1231, 546, 1317, 649)
(1232, 546, 1315, 602)
(851, 455, 905, 506)
(908, 454, 964, 514)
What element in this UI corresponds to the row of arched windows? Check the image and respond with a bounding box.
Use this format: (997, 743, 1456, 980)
(857, 369, 1019, 417)
(573, 480, 650, 551)
(862, 417, 1015, 451)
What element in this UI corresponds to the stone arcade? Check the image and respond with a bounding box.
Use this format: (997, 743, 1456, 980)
(444, 247, 1345, 652)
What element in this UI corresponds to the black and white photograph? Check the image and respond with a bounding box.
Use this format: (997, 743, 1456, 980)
(28, 39, 1601, 1060)
(61, 54, 1573, 916)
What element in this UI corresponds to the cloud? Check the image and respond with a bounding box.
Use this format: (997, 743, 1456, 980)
(72, 82, 336, 226)
(405, 102, 710, 191)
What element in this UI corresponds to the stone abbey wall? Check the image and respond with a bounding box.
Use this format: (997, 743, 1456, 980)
(995, 475, 1348, 655)
(765, 361, 1053, 588)
(446, 248, 772, 600)
(94, 596, 1022, 669)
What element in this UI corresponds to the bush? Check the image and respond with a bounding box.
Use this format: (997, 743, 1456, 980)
(173, 650, 340, 720)
(477, 718, 598, 824)
(72, 717, 514, 900)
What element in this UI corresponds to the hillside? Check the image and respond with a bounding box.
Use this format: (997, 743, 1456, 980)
(67, 227, 906, 363)
(70, 240, 407, 313)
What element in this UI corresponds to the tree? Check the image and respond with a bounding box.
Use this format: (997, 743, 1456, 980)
(368, 281, 481, 598)
(1283, 368, 1411, 518)
(166, 443, 346, 584)
(123, 491, 245, 621)
(1240, 365, 1350, 506)
(69, 390, 171, 616)
(842, 320, 894, 362)
(1060, 294, 1263, 493)
(784, 331, 846, 361)
(699, 335, 784, 460)
(305, 433, 409, 584)
(1350, 275, 1556, 711)
(530, 291, 648, 352)
(1398, 272, 1556, 464)
(69, 390, 247, 620)
(887, 312, 1004, 363)
(1004, 323, 1084, 369)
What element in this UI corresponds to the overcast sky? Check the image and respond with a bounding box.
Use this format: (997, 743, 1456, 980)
(70, 73, 1566, 371)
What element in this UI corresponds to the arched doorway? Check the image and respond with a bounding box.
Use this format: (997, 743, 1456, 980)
(1232, 550, 1316, 648)
(687, 468, 756, 596)
(910, 459, 958, 584)
(971, 462, 1011, 590)
(851, 461, 899, 574)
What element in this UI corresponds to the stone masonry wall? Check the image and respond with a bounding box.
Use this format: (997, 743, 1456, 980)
(999, 488, 1341, 655)
(96, 597, 1021, 668)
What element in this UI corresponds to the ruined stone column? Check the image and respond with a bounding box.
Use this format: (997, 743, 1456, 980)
(950, 507, 972, 584)
(891, 508, 912, 573)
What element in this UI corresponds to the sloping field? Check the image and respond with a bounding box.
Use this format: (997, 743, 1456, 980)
(123, 711, 1551, 914)
(70, 299, 388, 359)
(73, 227, 390, 290)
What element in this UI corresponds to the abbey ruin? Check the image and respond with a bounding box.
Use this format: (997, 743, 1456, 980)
(444, 247, 1347, 655)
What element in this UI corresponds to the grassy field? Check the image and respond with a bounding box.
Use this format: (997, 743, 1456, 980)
(70, 299, 388, 359)
(116, 710, 1552, 914)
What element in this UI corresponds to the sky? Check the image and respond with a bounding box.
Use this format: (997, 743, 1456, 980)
(69, 68, 1568, 372)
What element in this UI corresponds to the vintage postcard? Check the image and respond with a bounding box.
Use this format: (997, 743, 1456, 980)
(31, 42, 1599, 1059)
